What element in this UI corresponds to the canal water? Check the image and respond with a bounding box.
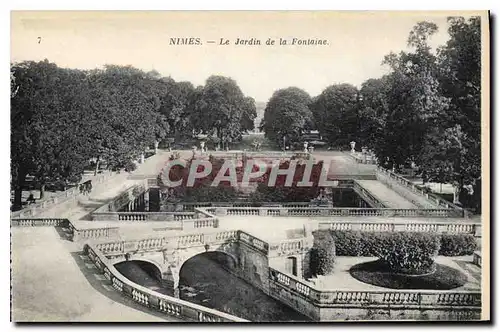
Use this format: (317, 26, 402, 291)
(115, 255, 310, 322)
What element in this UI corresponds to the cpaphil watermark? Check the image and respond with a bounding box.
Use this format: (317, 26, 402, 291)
(160, 158, 337, 188)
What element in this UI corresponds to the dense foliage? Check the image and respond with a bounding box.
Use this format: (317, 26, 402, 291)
(439, 233, 478, 256)
(10, 62, 255, 209)
(260, 87, 314, 148)
(310, 230, 336, 276)
(377, 232, 441, 274)
(259, 17, 482, 211)
(328, 230, 475, 258)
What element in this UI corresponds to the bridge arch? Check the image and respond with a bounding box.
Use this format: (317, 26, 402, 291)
(112, 257, 164, 274)
(179, 249, 239, 275)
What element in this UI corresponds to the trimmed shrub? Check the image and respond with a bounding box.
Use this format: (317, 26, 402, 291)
(329, 230, 386, 256)
(325, 230, 441, 274)
(310, 231, 336, 276)
(328, 230, 475, 258)
(377, 232, 440, 274)
(439, 234, 477, 256)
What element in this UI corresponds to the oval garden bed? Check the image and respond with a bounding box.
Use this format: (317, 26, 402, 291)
(349, 259, 469, 290)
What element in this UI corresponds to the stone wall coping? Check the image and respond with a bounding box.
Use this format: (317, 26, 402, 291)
(376, 166, 466, 215)
(85, 243, 248, 322)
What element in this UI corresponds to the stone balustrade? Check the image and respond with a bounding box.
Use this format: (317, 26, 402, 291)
(269, 238, 307, 256)
(193, 218, 219, 229)
(9, 217, 122, 242)
(268, 267, 481, 309)
(11, 171, 119, 219)
(207, 206, 462, 218)
(72, 226, 121, 242)
(352, 181, 387, 208)
(350, 152, 378, 165)
(10, 218, 69, 227)
(376, 167, 467, 218)
(238, 231, 269, 253)
(11, 186, 80, 219)
(93, 184, 147, 214)
(181, 201, 322, 211)
(84, 244, 247, 322)
(320, 220, 481, 236)
(87, 229, 481, 321)
(95, 230, 241, 256)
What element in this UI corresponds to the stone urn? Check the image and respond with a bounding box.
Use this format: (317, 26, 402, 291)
(350, 141, 356, 153)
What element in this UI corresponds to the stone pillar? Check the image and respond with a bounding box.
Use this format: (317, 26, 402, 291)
(161, 265, 180, 297)
(154, 141, 159, 154)
(214, 207, 228, 216)
(140, 153, 145, 164)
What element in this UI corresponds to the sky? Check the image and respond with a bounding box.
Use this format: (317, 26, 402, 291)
(10, 11, 477, 102)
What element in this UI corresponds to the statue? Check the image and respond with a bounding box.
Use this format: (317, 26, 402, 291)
(200, 141, 206, 153)
(303, 142, 309, 153)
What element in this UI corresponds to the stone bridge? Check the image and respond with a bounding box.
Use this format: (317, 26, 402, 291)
(93, 228, 313, 296)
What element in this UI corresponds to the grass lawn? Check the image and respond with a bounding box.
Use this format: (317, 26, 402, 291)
(349, 259, 469, 290)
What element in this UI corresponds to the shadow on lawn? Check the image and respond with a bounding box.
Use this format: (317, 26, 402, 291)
(349, 259, 469, 290)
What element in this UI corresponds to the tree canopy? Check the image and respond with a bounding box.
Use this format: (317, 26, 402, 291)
(10, 62, 254, 209)
(260, 87, 314, 148)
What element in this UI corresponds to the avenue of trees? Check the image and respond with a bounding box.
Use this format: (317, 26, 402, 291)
(260, 17, 481, 210)
(10, 64, 256, 210)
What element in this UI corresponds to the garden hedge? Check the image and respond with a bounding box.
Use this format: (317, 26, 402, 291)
(439, 233, 477, 256)
(310, 230, 336, 276)
(328, 230, 477, 257)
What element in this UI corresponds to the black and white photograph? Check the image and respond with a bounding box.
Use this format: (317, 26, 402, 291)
(9, 10, 490, 323)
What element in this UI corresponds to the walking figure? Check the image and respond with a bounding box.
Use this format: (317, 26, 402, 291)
(79, 180, 93, 195)
(27, 193, 36, 205)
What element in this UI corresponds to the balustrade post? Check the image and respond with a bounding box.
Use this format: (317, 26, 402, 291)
(350, 223, 362, 231)
(436, 224, 448, 234)
(393, 223, 405, 232)
(474, 225, 482, 237)
(214, 208, 227, 216)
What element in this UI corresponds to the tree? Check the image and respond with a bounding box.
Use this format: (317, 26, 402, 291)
(84, 65, 170, 172)
(357, 77, 391, 150)
(311, 84, 360, 148)
(368, 22, 449, 170)
(11, 60, 91, 203)
(240, 96, 257, 133)
(261, 87, 313, 148)
(189, 76, 251, 148)
(158, 79, 195, 139)
(10, 61, 173, 208)
(429, 16, 481, 209)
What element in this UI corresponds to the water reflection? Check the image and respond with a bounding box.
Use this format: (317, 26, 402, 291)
(179, 254, 310, 322)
